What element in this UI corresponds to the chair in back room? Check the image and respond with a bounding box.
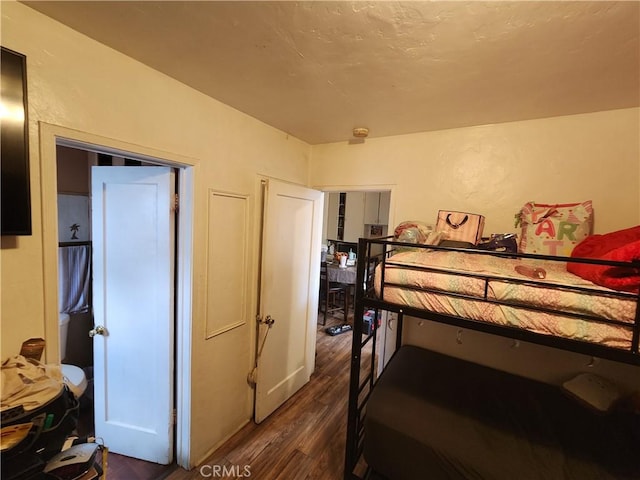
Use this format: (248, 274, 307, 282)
(319, 262, 350, 325)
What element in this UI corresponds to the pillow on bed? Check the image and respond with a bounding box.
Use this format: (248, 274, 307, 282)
(394, 221, 441, 245)
(516, 201, 593, 256)
(562, 373, 623, 413)
(567, 225, 640, 292)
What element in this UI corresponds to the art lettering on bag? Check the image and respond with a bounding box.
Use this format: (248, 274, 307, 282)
(517, 201, 593, 256)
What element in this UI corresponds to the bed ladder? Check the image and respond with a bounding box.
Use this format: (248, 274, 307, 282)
(344, 238, 402, 480)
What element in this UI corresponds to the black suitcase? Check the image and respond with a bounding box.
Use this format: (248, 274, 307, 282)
(1, 385, 79, 480)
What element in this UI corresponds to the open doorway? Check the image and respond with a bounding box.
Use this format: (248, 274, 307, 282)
(39, 123, 194, 469)
(322, 190, 391, 256)
(56, 146, 179, 474)
(316, 187, 393, 338)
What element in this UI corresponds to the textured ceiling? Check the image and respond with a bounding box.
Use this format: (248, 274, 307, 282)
(22, 1, 640, 145)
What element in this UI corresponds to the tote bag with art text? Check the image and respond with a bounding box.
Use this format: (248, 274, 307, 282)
(516, 200, 593, 256)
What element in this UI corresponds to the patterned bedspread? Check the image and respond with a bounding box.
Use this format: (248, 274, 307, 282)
(374, 250, 637, 349)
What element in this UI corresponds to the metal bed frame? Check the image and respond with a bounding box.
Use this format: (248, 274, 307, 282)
(344, 236, 640, 480)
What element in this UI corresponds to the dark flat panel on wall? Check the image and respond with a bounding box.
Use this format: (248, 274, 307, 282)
(1, 47, 31, 235)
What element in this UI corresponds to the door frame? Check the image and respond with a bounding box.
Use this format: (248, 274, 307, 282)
(314, 183, 396, 238)
(313, 183, 395, 375)
(38, 122, 195, 468)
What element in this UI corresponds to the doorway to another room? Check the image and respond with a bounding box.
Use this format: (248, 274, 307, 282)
(46, 125, 194, 475)
(56, 145, 178, 477)
(319, 188, 392, 333)
(323, 190, 391, 252)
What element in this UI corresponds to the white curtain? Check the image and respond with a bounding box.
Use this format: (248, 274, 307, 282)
(58, 244, 91, 314)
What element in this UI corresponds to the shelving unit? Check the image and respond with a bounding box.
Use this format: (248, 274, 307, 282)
(337, 192, 346, 240)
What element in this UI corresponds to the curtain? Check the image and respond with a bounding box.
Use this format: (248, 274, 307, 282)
(58, 244, 91, 314)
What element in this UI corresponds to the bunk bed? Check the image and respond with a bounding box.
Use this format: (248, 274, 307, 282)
(344, 236, 640, 480)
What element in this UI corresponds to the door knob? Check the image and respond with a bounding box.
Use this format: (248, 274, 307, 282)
(257, 315, 275, 327)
(89, 325, 107, 337)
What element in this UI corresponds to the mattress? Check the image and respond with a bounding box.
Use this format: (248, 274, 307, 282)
(374, 249, 638, 349)
(364, 346, 640, 480)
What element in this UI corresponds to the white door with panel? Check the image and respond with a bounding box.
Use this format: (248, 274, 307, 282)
(344, 192, 365, 242)
(363, 192, 379, 225)
(364, 191, 391, 225)
(255, 179, 323, 423)
(91, 166, 175, 464)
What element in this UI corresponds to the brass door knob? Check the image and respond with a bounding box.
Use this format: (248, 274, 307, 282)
(89, 325, 106, 337)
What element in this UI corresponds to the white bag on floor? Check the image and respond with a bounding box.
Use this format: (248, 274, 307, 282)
(1, 355, 63, 411)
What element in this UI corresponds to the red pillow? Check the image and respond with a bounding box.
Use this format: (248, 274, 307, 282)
(568, 225, 640, 292)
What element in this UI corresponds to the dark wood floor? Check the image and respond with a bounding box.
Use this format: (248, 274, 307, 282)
(167, 313, 367, 480)
(98, 450, 178, 480)
(102, 312, 365, 480)
(77, 399, 179, 479)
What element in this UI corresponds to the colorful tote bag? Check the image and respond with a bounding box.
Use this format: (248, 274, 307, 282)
(436, 210, 485, 245)
(516, 200, 593, 256)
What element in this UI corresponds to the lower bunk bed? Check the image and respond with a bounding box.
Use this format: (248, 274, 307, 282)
(365, 345, 639, 480)
(344, 236, 640, 480)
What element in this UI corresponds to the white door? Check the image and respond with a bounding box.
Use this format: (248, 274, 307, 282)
(254, 179, 323, 423)
(344, 191, 365, 242)
(91, 166, 175, 463)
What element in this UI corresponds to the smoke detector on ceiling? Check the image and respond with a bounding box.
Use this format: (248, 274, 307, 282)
(352, 127, 369, 138)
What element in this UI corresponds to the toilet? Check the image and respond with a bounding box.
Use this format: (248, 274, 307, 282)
(58, 313, 88, 399)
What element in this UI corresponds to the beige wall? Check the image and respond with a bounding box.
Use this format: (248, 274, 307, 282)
(0, 2, 310, 466)
(3, 0, 639, 468)
(401, 316, 640, 392)
(310, 108, 640, 390)
(310, 108, 640, 235)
